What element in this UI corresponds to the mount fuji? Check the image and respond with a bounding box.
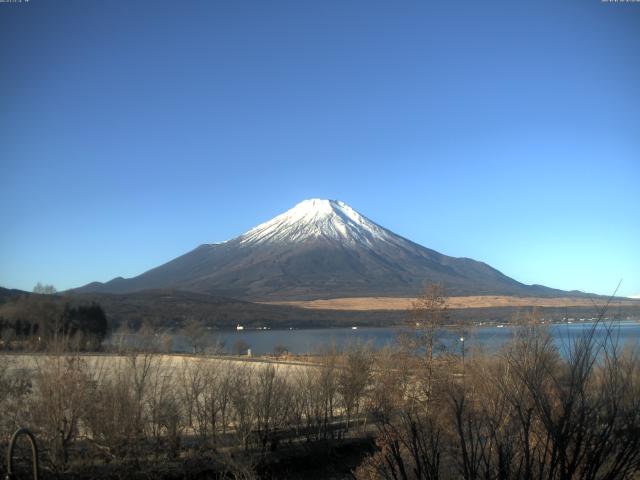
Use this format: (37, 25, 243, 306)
(76, 199, 570, 300)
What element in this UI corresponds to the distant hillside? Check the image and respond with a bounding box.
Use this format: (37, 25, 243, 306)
(70, 289, 407, 329)
(0, 286, 28, 303)
(70, 289, 640, 330)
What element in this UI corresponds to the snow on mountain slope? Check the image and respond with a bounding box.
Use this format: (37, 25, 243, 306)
(238, 199, 396, 246)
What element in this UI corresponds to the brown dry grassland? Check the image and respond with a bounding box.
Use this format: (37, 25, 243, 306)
(261, 295, 640, 311)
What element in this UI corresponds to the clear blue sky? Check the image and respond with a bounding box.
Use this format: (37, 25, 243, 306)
(1, 0, 638, 297)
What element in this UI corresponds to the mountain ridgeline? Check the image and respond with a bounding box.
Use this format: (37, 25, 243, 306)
(77, 199, 575, 300)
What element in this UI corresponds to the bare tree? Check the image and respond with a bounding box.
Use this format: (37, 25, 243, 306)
(295, 347, 340, 441)
(252, 364, 291, 454)
(367, 346, 410, 422)
(188, 360, 230, 448)
(33, 282, 57, 295)
(0, 357, 33, 465)
(144, 357, 183, 458)
(338, 342, 373, 430)
(178, 358, 204, 443)
(356, 341, 445, 480)
(409, 283, 449, 406)
(229, 365, 256, 450)
(29, 352, 95, 473)
(182, 318, 207, 354)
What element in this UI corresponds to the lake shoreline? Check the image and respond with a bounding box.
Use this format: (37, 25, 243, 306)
(105, 320, 640, 356)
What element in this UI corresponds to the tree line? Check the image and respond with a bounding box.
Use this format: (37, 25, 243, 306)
(0, 291, 109, 351)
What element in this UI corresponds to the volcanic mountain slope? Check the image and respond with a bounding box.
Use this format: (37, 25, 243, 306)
(77, 199, 574, 300)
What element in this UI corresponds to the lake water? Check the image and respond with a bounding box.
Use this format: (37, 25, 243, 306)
(111, 320, 640, 356)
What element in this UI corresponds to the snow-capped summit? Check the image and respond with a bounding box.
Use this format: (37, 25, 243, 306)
(239, 199, 394, 246)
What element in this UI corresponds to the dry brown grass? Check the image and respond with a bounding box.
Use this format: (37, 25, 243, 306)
(260, 295, 640, 311)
